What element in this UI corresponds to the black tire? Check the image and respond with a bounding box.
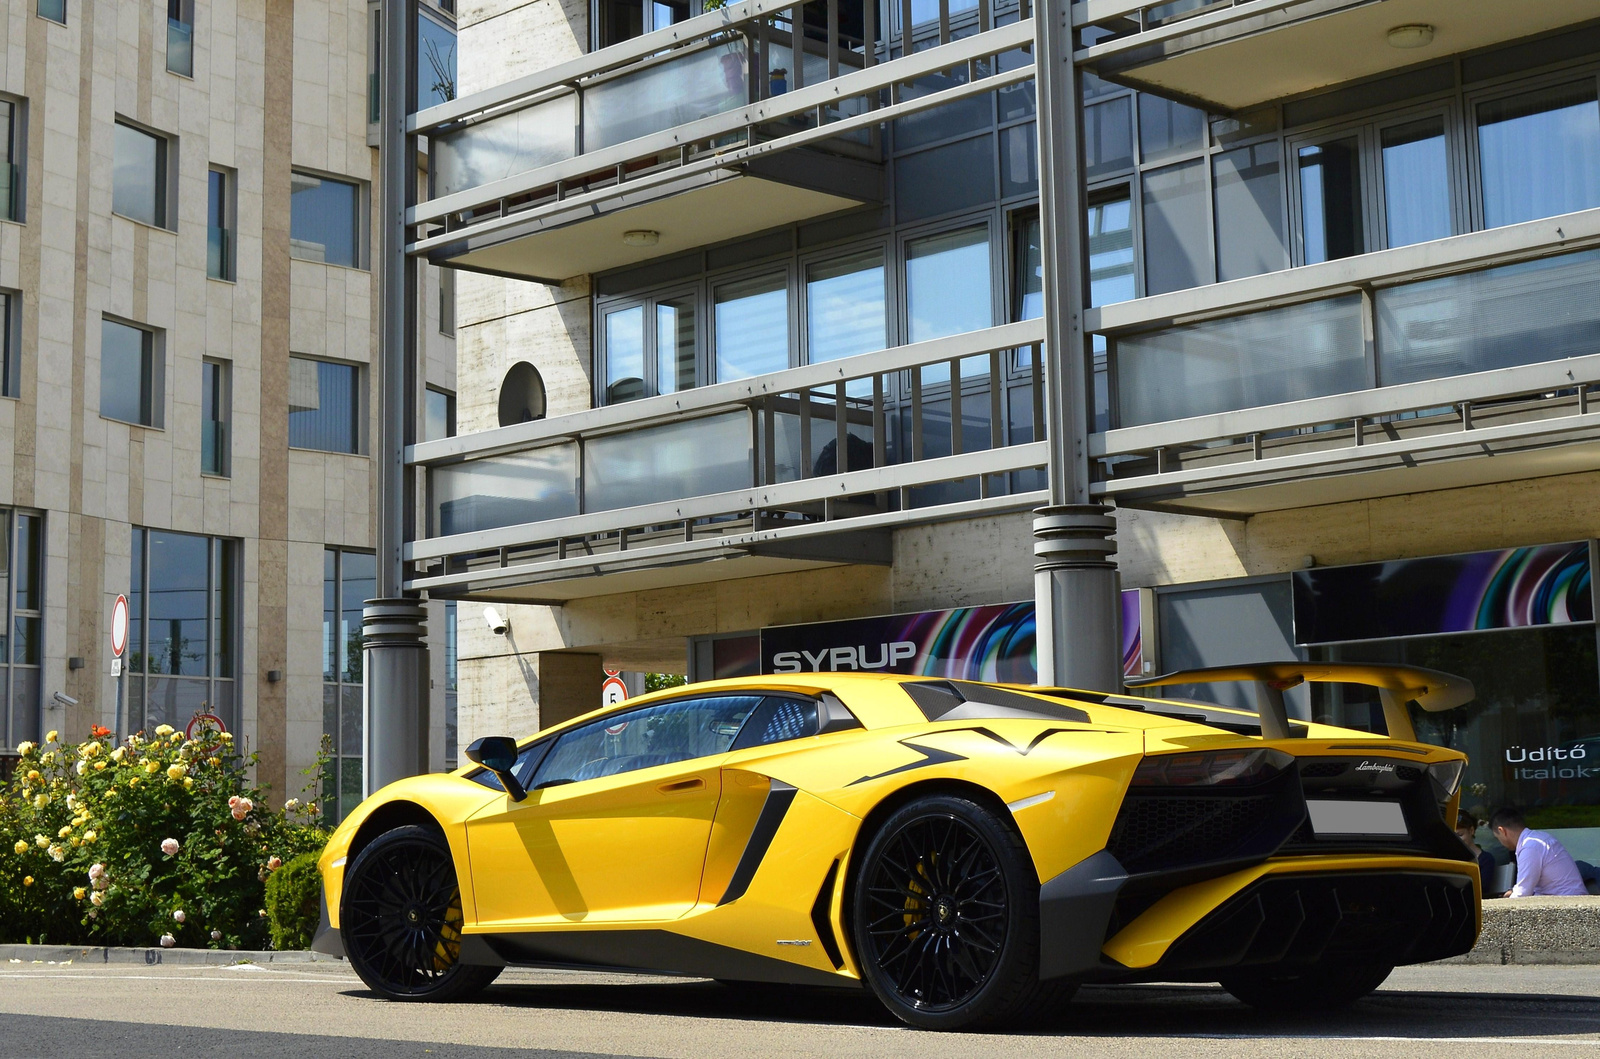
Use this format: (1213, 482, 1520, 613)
(1219, 961, 1393, 1012)
(850, 794, 1069, 1030)
(341, 824, 502, 1002)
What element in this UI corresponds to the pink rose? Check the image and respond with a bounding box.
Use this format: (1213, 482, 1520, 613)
(159, 934, 176, 948)
(266, 856, 282, 871)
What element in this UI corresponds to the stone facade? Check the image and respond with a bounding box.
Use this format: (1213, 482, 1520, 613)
(0, 0, 458, 803)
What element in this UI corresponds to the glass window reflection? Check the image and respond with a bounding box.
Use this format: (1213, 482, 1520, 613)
(715, 273, 789, 381)
(1138, 95, 1205, 165)
(1478, 82, 1600, 229)
(113, 123, 165, 228)
(417, 13, 457, 111)
(1298, 137, 1363, 264)
(906, 226, 991, 343)
(1382, 118, 1452, 248)
(605, 306, 646, 403)
(1142, 159, 1210, 294)
(656, 297, 697, 395)
(806, 250, 886, 364)
(1214, 141, 1286, 281)
(290, 172, 361, 268)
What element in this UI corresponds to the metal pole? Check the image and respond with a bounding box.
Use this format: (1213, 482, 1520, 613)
(1032, 0, 1120, 692)
(367, 0, 429, 793)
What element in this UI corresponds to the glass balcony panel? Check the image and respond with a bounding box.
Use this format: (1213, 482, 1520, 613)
(1377, 247, 1600, 387)
(201, 421, 227, 476)
(0, 163, 16, 223)
(1116, 294, 1366, 427)
(766, 403, 877, 484)
(167, 19, 194, 77)
(584, 411, 752, 512)
(207, 225, 231, 280)
(431, 94, 577, 199)
(430, 443, 580, 536)
(584, 40, 749, 153)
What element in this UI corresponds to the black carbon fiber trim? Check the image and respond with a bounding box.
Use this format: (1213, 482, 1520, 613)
(718, 780, 798, 906)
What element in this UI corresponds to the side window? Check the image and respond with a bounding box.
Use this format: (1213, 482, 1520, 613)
(730, 696, 820, 752)
(531, 695, 764, 787)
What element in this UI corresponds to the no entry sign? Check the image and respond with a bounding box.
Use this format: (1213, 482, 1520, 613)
(111, 595, 129, 658)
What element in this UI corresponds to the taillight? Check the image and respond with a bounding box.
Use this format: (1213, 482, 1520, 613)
(1130, 748, 1294, 788)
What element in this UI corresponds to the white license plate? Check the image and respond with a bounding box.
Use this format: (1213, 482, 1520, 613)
(1306, 799, 1409, 836)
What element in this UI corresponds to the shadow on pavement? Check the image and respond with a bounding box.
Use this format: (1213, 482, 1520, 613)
(338, 978, 1600, 1039)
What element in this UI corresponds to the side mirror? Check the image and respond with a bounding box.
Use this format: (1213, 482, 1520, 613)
(464, 736, 527, 801)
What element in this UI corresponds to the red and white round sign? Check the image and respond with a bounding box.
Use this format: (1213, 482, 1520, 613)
(601, 674, 628, 708)
(110, 595, 129, 658)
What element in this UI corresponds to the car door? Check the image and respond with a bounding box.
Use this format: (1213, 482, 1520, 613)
(465, 694, 765, 929)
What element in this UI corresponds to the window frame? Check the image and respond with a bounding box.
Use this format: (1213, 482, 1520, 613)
(112, 118, 177, 232)
(98, 316, 165, 429)
(1462, 66, 1600, 234)
(207, 166, 237, 282)
(0, 288, 20, 399)
(36, 0, 65, 25)
(289, 168, 368, 270)
(798, 239, 895, 370)
(166, 0, 195, 78)
(0, 96, 27, 224)
(201, 358, 231, 477)
(423, 385, 457, 442)
(288, 354, 366, 455)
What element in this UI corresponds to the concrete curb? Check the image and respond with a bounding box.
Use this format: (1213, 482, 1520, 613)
(0, 944, 342, 967)
(1443, 896, 1600, 966)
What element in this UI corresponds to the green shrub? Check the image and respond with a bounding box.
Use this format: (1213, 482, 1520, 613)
(0, 725, 327, 948)
(264, 850, 323, 952)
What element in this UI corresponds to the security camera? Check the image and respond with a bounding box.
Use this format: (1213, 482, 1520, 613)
(53, 691, 79, 707)
(483, 606, 509, 636)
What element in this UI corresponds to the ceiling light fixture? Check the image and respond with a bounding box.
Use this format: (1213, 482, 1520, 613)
(1387, 23, 1435, 49)
(622, 229, 660, 247)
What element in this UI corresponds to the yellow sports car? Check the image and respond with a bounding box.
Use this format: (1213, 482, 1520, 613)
(313, 663, 1480, 1030)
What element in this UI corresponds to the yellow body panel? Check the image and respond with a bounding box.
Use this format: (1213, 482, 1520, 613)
(318, 672, 1478, 983)
(1103, 854, 1482, 968)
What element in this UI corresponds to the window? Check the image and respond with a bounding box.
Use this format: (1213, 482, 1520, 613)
(905, 225, 992, 344)
(423, 387, 456, 442)
(289, 356, 362, 453)
(530, 695, 765, 786)
(601, 293, 699, 404)
(1477, 81, 1600, 230)
(167, 0, 194, 77)
(126, 528, 238, 736)
(36, 0, 64, 24)
(1381, 117, 1453, 248)
(715, 273, 788, 383)
(1213, 142, 1286, 281)
(438, 266, 455, 335)
(1296, 136, 1363, 265)
(201, 359, 230, 476)
(0, 290, 18, 398)
(322, 549, 376, 822)
(207, 168, 235, 281)
(1142, 159, 1211, 293)
(289, 171, 362, 268)
(113, 121, 172, 229)
(0, 510, 44, 749)
(597, 0, 692, 47)
(0, 98, 22, 223)
(806, 249, 886, 364)
(100, 318, 162, 427)
(418, 12, 457, 111)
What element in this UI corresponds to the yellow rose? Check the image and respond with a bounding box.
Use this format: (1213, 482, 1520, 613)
(22, 876, 31, 887)
(25, 770, 40, 783)
(32, 794, 47, 809)
(34, 835, 47, 848)
(83, 831, 97, 843)
(166, 764, 186, 781)
(182, 778, 193, 790)
(219, 733, 233, 744)
(15, 741, 34, 756)
(128, 778, 139, 788)
(70, 837, 81, 847)
(144, 760, 160, 774)
(110, 747, 126, 763)
(94, 761, 106, 771)
(206, 757, 221, 768)
(154, 725, 174, 737)
(105, 789, 118, 800)
(73, 887, 86, 900)
(45, 730, 58, 744)
(170, 732, 184, 744)
(11, 840, 25, 855)
(57, 825, 72, 838)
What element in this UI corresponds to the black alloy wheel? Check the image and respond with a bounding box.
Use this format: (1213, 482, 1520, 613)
(851, 794, 1073, 1030)
(1219, 960, 1394, 1012)
(341, 824, 501, 1002)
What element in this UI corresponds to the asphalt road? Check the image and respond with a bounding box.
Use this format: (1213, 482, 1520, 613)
(2, 961, 1598, 1058)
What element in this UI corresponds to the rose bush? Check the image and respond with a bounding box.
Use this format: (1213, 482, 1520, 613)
(0, 725, 327, 948)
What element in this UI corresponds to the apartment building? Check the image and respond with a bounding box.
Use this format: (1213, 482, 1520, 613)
(414, 1, 1600, 859)
(0, 0, 461, 820)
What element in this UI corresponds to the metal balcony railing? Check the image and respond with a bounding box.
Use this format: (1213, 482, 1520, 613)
(406, 320, 1047, 596)
(1089, 207, 1600, 510)
(406, 0, 1035, 261)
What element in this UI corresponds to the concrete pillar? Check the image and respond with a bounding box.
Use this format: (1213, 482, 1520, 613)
(1033, 505, 1122, 693)
(537, 652, 606, 729)
(363, 599, 430, 795)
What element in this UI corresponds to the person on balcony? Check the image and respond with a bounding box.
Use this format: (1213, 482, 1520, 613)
(1490, 807, 1588, 897)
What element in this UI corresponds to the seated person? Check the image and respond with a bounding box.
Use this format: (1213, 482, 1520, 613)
(1489, 807, 1589, 897)
(1455, 810, 1497, 898)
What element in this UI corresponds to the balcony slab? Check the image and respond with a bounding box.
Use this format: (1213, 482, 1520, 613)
(1085, 0, 1600, 113)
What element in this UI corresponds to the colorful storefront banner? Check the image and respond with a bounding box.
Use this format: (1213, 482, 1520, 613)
(1293, 541, 1594, 645)
(760, 591, 1143, 683)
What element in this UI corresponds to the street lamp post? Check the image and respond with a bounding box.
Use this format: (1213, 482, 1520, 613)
(1031, 0, 1122, 693)
(367, 0, 430, 794)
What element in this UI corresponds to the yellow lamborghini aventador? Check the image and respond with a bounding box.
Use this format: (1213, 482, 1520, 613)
(313, 663, 1481, 1030)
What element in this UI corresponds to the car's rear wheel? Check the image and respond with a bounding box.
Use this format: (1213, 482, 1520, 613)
(1219, 961, 1393, 1011)
(341, 824, 501, 1002)
(850, 794, 1071, 1030)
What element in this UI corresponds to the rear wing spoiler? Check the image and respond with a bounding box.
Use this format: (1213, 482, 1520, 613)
(1124, 662, 1474, 742)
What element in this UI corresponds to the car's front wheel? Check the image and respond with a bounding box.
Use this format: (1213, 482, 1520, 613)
(341, 823, 501, 1002)
(850, 793, 1072, 1030)
(1219, 961, 1393, 1012)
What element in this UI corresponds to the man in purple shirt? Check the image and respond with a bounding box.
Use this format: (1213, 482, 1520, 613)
(1490, 807, 1589, 897)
